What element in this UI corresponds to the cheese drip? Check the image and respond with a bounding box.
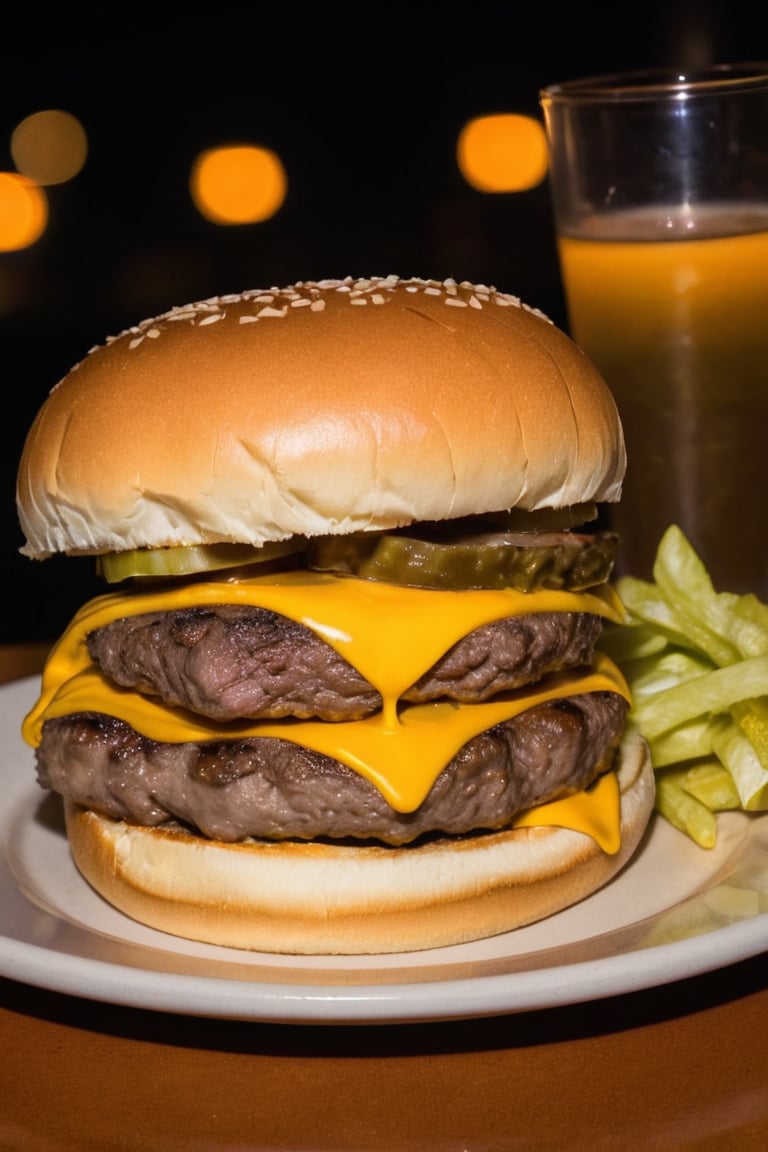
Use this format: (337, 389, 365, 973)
(23, 572, 629, 847)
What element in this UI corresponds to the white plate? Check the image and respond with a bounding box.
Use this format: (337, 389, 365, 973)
(2, 676, 768, 1024)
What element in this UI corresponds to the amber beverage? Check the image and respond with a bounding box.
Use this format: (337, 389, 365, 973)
(558, 207, 768, 593)
(541, 65, 768, 596)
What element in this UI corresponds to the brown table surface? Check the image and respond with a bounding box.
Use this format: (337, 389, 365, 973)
(1, 643, 767, 1152)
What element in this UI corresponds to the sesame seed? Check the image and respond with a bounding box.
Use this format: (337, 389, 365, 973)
(103, 274, 543, 358)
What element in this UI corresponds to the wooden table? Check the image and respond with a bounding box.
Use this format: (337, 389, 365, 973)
(2, 644, 767, 1151)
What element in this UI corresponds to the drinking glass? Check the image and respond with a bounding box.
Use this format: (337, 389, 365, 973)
(540, 63, 768, 596)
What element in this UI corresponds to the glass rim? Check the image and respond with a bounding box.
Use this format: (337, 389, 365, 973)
(540, 61, 768, 103)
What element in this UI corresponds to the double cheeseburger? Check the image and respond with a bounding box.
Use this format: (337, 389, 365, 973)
(17, 275, 654, 955)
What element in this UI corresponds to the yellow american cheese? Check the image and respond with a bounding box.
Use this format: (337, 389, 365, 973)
(23, 571, 629, 851)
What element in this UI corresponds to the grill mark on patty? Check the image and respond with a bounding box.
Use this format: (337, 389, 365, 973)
(35, 692, 628, 846)
(86, 605, 605, 720)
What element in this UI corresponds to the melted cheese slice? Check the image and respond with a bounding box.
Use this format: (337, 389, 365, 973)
(23, 572, 629, 850)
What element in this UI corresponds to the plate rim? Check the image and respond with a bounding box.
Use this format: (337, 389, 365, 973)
(2, 911, 766, 1024)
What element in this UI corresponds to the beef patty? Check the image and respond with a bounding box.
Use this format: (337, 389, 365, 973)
(86, 605, 605, 721)
(36, 692, 627, 845)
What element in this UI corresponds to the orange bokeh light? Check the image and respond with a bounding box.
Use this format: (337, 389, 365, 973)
(457, 114, 549, 193)
(0, 173, 48, 251)
(11, 109, 88, 186)
(190, 145, 287, 224)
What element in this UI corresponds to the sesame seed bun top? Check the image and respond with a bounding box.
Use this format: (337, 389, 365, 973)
(16, 275, 626, 559)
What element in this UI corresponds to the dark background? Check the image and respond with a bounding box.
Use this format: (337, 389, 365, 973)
(2, 1, 766, 642)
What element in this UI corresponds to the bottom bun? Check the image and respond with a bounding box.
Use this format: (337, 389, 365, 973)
(64, 727, 654, 955)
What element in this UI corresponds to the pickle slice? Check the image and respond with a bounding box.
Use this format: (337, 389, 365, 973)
(310, 530, 617, 592)
(97, 506, 608, 588)
(98, 540, 305, 584)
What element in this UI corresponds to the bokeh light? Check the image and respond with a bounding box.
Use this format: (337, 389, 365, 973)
(11, 109, 88, 186)
(0, 173, 48, 251)
(457, 114, 549, 193)
(190, 145, 288, 225)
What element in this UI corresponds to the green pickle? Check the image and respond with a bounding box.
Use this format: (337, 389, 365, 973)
(681, 763, 741, 811)
(99, 540, 304, 583)
(97, 506, 613, 593)
(310, 511, 616, 593)
(606, 525, 768, 846)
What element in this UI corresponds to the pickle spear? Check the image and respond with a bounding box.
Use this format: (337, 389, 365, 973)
(600, 524, 768, 847)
